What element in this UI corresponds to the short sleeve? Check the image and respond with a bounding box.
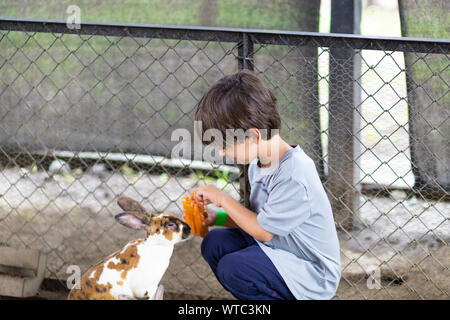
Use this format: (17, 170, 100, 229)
(256, 177, 311, 237)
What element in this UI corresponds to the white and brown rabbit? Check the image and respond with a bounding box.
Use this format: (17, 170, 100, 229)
(68, 196, 191, 300)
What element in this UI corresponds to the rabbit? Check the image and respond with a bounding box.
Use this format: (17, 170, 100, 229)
(67, 196, 191, 300)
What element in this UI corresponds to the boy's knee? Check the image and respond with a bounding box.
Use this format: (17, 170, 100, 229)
(217, 253, 255, 296)
(217, 253, 242, 284)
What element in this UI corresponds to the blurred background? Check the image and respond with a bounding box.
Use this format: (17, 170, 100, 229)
(1, 0, 404, 36)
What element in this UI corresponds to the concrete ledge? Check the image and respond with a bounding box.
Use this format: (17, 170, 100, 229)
(0, 247, 47, 297)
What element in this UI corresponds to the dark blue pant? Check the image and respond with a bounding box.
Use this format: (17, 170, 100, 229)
(201, 228, 296, 300)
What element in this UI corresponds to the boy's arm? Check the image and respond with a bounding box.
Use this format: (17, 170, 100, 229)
(224, 215, 239, 228)
(220, 196, 274, 242)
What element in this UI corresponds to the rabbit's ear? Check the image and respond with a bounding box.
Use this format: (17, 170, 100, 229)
(115, 211, 151, 230)
(117, 197, 149, 215)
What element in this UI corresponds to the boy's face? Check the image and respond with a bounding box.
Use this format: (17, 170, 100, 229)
(219, 137, 258, 165)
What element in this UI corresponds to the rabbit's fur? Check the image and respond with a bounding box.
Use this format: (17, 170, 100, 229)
(68, 197, 191, 300)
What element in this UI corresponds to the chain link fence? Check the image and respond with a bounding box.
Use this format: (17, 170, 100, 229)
(0, 18, 448, 299)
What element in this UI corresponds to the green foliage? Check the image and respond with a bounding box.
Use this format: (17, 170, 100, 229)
(57, 172, 76, 183)
(159, 172, 169, 184)
(0, 0, 319, 30)
(1, 0, 201, 25)
(195, 169, 231, 190)
(120, 163, 139, 177)
(72, 167, 83, 177)
(17, 209, 34, 222)
(30, 161, 38, 174)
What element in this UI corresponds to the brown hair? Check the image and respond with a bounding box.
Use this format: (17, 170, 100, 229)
(195, 70, 281, 147)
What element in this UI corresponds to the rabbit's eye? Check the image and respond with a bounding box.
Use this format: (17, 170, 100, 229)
(165, 222, 178, 231)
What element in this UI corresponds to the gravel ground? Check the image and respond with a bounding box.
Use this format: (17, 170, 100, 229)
(0, 165, 448, 299)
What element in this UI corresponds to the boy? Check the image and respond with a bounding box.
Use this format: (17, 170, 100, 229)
(188, 70, 341, 300)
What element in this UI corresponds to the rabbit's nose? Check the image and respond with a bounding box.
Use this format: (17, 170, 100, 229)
(182, 224, 191, 238)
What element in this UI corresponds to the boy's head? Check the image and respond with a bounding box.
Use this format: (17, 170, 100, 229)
(195, 70, 281, 164)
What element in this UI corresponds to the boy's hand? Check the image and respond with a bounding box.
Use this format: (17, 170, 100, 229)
(181, 205, 217, 227)
(202, 206, 218, 227)
(181, 206, 216, 227)
(192, 184, 229, 208)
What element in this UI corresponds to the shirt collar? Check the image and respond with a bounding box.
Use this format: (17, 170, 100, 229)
(254, 145, 299, 176)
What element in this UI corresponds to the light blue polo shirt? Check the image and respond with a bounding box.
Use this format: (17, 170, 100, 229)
(248, 145, 341, 300)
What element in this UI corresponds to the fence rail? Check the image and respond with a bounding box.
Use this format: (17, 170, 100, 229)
(0, 17, 448, 299)
(1, 17, 449, 52)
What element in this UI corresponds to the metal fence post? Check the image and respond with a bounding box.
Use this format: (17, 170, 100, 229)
(237, 32, 254, 208)
(326, 0, 361, 230)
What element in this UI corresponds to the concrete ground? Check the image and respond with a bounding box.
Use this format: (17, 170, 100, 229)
(0, 166, 448, 299)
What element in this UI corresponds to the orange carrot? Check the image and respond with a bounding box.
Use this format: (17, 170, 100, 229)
(192, 203, 202, 236)
(182, 192, 209, 238)
(197, 203, 208, 238)
(182, 196, 195, 233)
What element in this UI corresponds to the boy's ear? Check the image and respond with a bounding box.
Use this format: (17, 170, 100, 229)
(115, 211, 151, 230)
(248, 128, 260, 142)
